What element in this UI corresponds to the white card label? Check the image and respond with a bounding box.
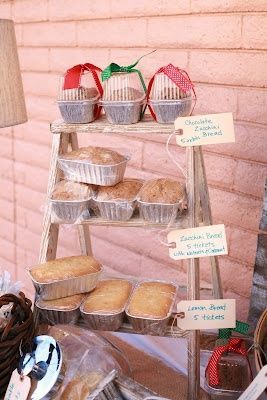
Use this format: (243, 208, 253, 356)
(4, 370, 31, 400)
(176, 299, 236, 330)
(168, 224, 228, 260)
(237, 365, 267, 400)
(175, 112, 235, 146)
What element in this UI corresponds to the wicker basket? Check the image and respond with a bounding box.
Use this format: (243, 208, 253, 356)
(254, 309, 267, 373)
(0, 292, 35, 396)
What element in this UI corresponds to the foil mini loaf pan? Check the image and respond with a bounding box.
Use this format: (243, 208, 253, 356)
(58, 157, 129, 186)
(27, 265, 103, 301)
(50, 198, 91, 223)
(35, 300, 82, 325)
(93, 199, 137, 221)
(138, 200, 182, 225)
(100, 99, 145, 125)
(80, 279, 134, 331)
(125, 280, 177, 336)
(149, 98, 192, 124)
(57, 97, 100, 124)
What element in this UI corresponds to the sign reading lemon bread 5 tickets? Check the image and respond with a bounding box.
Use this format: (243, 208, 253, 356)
(168, 224, 228, 260)
(176, 299, 236, 330)
(175, 112, 235, 146)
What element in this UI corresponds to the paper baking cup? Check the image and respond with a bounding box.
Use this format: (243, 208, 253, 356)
(57, 98, 100, 124)
(126, 280, 177, 336)
(50, 198, 91, 223)
(27, 266, 103, 300)
(100, 99, 145, 125)
(138, 201, 181, 224)
(58, 158, 129, 186)
(149, 98, 192, 124)
(94, 199, 136, 221)
(35, 301, 81, 325)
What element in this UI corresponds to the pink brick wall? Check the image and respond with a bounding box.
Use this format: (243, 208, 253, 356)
(0, 0, 266, 320)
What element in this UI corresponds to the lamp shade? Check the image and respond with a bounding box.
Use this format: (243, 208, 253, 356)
(0, 19, 27, 128)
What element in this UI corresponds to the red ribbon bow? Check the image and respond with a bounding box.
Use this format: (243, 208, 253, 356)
(63, 63, 103, 96)
(206, 338, 247, 387)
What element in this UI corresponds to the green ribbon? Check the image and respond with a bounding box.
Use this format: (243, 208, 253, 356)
(219, 320, 249, 340)
(101, 50, 157, 93)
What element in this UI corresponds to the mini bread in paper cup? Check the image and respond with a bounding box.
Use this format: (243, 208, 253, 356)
(50, 179, 95, 223)
(80, 279, 133, 331)
(58, 146, 129, 186)
(27, 255, 102, 300)
(137, 178, 187, 224)
(35, 293, 85, 325)
(93, 179, 143, 221)
(126, 280, 177, 335)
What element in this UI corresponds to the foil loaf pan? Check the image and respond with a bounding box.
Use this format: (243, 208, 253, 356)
(35, 300, 81, 325)
(58, 97, 100, 124)
(58, 157, 129, 186)
(100, 99, 145, 125)
(27, 265, 103, 301)
(80, 279, 134, 331)
(149, 98, 192, 124)
(93, 199, 137, 221)
(125, 280, 177, 336)
(138, 200, 182, 224)
(50, 198, 91, 223)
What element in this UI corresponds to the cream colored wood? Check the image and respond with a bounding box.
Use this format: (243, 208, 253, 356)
(51, 115, 173, 135)
(69, 132, 93, 256)
(0, 19, 27, 127)
(197, 147, 223, 299)
(186, 146, 200, 400)
(39, 133, 70, 263)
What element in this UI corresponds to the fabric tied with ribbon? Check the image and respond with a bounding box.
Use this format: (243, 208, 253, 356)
(206, 338, 247, 386)
(63, 63, 103, 96)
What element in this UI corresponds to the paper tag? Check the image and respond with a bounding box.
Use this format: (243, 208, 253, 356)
(176, 299, 236, 330)
(175, 112, 235, 146)
(4, 369, 31, 400)
(168, 224, 228, 260)
(237, 365, 267, 400)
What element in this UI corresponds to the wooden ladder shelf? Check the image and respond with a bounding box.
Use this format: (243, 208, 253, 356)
(39, 115, 223, 400)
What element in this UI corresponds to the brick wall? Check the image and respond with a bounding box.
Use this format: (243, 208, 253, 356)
(0, 0, 266, 320)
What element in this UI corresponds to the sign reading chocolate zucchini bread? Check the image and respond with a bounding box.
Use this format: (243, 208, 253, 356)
(168, 224, 228, 260)
(174, 112, 235, 146)
(176, 299, 236, 330)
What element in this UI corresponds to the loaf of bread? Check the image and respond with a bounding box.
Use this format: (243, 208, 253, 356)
(51, 180, 92, 201)
(30, 256, 102, 283)
(96, 179, 143, 202)
(82, 279, 132, 313)
(139, 178, 185, 204)
(36, 294, 85, 310)
(127, 281, 176, 319)
(61, 146, 126, 165)
(60, 371, 103, 400)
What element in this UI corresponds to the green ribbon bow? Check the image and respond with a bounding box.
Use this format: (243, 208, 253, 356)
(216, 320, 249, 346)
(101, 50, 157, 93)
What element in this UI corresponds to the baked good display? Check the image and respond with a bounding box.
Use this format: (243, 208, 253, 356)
(58, 146, 129, 186)
(57, 64, 102, 123)
(36, 293, 85, 325)
(101, 70, 146, 124)
(126, 280, 177, 335)
(138, 178, 187, 224)
(28, 256, 102, 300)
(50, 180, 93, 223)
(148, 65, 194, 123)
(81, 279, 132, 331)
(94, 179, 143, 221)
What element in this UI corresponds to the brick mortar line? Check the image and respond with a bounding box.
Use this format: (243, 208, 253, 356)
(12, 11, 267, 25)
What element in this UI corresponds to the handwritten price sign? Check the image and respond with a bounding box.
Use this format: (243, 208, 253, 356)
(175, 112, 235, 146)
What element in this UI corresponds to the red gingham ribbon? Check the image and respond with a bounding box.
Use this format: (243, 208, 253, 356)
(63, 63, 103, 97)
(147, 64, 195, 121)
(206, 338, 247, 386)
